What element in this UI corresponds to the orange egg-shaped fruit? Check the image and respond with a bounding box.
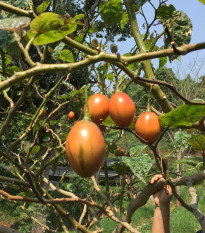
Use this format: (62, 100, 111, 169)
(84, 94, 109, 125)
(109, 92, 136, 127)
(65, 120, 106, 178)
(135, 112, 161, 144)
(68, 111, 75, 119)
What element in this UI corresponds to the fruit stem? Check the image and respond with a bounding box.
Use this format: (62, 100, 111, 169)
(147, 84, 153, 112)
(83, 83, 91, 121)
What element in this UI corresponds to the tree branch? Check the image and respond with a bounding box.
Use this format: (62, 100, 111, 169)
(0, 1, 36, 18)
(113, 170, 205, 233)
(134, 76, 205, 105)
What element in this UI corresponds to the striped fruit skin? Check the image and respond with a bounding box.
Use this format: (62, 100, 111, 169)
(65, 120, 106, 178)
(135, 112, 161, 144)
(109, 92, 136, 128)
(84, 94, 109, 125)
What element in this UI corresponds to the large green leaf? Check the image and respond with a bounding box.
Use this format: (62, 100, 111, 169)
(164, 11, 192, 61)
(156, 4, 175, 22)
(26, 12, 77, 45)
(189, 135, 205, 152)
(159, 104, 205, 128)
(100, 0, 123, 27)
(0, 17, 31, 31)
(119, 156, 153, 182)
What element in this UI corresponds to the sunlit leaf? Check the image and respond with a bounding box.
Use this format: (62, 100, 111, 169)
(74, 14, 84, 20)
(58, 49, 74, 62)
(27, 12, 77, 45)
(120, 13, 129, 30)
(159, 104, 205, 128)
(37, 0, 51, 14)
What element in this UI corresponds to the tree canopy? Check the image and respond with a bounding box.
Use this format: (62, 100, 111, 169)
(0, 0, 205, 232)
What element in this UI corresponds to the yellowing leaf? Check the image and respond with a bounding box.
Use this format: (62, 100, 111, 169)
(27, 12, 77, 45)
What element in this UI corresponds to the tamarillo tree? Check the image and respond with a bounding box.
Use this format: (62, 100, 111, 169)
(0, 0, 205, 232)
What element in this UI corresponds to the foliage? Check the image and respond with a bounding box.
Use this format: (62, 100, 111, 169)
(0, 0, 205, 232)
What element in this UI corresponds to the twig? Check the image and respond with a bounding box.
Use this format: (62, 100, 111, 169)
(134, 76, 205, 105)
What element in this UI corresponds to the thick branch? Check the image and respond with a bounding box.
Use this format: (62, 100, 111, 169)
(0, 175, 29, 187)
(113, 170, 205, 233)
(0, 1, 36, 18)
(0, 41, 205, 111)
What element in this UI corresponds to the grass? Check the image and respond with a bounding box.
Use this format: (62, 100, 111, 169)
(1, 167, 205, 233)
(83, 182, 205, 233)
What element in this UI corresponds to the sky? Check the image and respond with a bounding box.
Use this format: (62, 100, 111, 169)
(117, 0, 205, 80)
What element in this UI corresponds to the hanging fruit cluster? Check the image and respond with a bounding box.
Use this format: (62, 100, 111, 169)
(65, 88, 161, 178)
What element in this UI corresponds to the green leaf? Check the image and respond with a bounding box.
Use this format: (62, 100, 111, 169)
(198, 0, 205, 5)
(49, 120, 57, 126)
(37, 0, 51, 14)
(74, 14, 84, 20)
(119, 156, 153, 182)
(159, 104, 205, 128)
(100, 0, 123, 27)
(57, 49, 74, 62)
(27, 12, 77, 45)
(106, 73, 114, 81)
(33, 124, 39, 134)
(174, 131, 191, 151)
(174, 159, 197, 167)
(156, 4, 175, 22)
(164, 11, 192, 62)
(32, 145, 40, 154)
(189, 135, 205, 152)
(120, 13, 129, 30)
(159, 56, 167, 68)
(0, 17, 31, 31)
(0, 30, 14, 48)
(52, 42, 65, 59)
(129, 145, 147, 156)
(69, 84, 90, 96)
(104, 131, 120, 143)
(103, 115, 115, 126)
